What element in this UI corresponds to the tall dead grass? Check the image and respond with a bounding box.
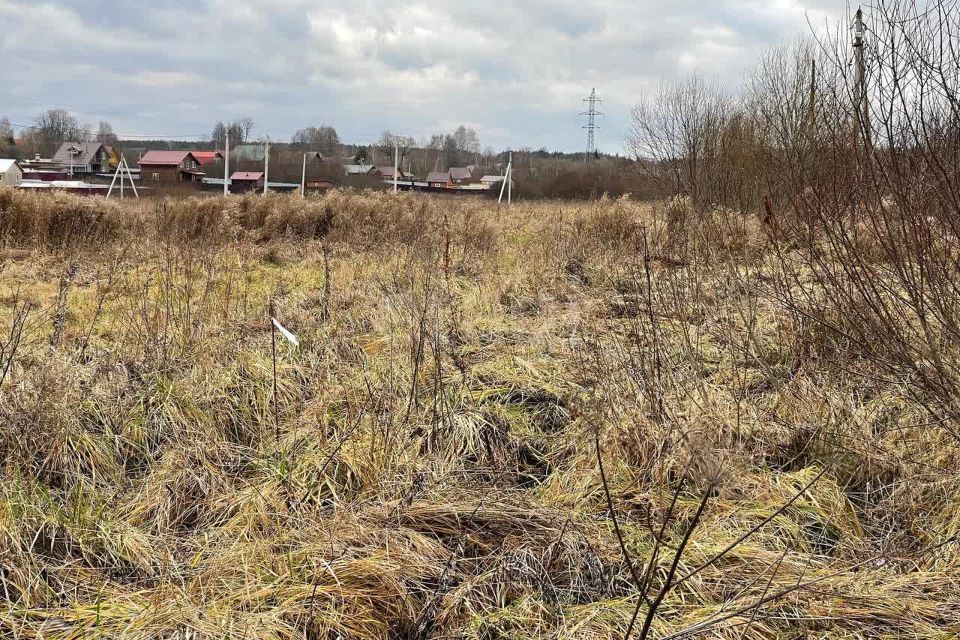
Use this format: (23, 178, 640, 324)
(0, 188, 500, 252)
(0, 186, 957, 639)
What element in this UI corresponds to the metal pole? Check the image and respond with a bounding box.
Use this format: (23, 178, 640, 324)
(394, 143, 399, 193)
(224, 131, 230, 195)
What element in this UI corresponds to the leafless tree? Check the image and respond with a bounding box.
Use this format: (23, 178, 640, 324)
(291, 125, 341, 158)
(237, 117, 254, 143)
(96, 121, 118, 146)
(627, 74, 731, 209)
(786, 0, 960, 432)
(423, 127, 482, 169)
(21, 109, 89, 156)
(0, 117, 13, 156)
(211, 118, 255, 149)
(376, 131, 416, 167)
(451, 125, 480, 158)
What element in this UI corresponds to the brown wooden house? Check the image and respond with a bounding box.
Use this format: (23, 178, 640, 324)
(370, 166, 407, 180)
(448, 167, 477, 185)
(426, 171, 452, 188)
(229, 171, 265, 193)
(138, 151, 205, 184)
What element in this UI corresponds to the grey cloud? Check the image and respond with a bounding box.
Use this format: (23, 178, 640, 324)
(1, 0, 844, 151)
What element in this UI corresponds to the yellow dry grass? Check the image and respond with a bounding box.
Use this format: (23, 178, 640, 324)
(0, 186, 957, 639)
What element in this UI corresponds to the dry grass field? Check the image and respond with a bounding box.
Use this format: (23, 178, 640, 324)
(0, 187, 958, 639)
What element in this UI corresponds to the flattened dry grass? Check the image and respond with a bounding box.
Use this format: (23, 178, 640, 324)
(0, 187, 958, 638)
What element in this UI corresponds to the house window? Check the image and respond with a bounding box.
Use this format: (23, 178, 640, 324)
(152, 172, 160, 181)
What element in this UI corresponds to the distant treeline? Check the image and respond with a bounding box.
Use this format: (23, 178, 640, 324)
(1, 110, 646, 200)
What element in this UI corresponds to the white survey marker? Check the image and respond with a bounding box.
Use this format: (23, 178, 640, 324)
(271, 317, 300, 347)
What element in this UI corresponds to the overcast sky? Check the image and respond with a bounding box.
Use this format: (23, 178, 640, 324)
(0, 0, 844, 153)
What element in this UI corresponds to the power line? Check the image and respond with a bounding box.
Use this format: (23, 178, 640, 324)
(580, 88, 602, 160)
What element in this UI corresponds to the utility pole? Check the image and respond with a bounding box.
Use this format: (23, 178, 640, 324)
(581, 88, 602, 160)
(301, 153, 307, 198)
(224, 131, 230, 195)
(507, 151, 512, 205)
(124, 156, 138, 199)
(393, 143, 399, 193)
(107, 154, 138, 199)
(106, 157, 122, 198)
(128, 156, 138, 198)
(263, 141, 270, 195)
(128, 157, 138, 198)
(852, 7, 870, 146)
(498, 152, 513, 206)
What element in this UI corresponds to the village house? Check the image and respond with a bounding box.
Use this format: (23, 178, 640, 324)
(52, 142, 111, 175)
(343, 163, 375, 176)
(0, 159, 23, 186)
(371, 166, 406, 180)
(426, 171, 452, 188)
(190, 151, 224, 166)
(138, 151, 205, 184)
(448, 167, 476, 185)
(19, 154, 69, 181)
(294, 151, 325, 161)
(229, 171, 265, 193)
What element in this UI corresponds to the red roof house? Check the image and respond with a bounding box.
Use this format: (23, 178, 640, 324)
(191, 151, 223, 166)
(229, 171, 265, 193)
(138, 151, 205, 184)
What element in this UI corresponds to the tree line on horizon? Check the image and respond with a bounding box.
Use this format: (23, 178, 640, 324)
(1, 108, 632, 198)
